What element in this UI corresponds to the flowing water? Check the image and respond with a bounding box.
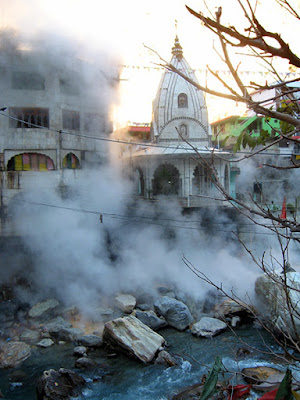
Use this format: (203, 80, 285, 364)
(0, 326, 292, 400)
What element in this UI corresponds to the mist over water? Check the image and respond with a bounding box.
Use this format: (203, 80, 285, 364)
(7, 159, 262, 314)
(1, 5, 298, 315)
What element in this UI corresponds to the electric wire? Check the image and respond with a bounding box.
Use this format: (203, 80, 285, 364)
(0, 111, 298, 157)
(0, 113, 295, 235)
(3, 195, 280, 236)
(2, 192, 278, 228)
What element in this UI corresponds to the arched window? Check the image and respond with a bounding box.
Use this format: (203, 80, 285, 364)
(62, 153, 80, 169)
(133, 168, 144, 196)
(179, 123, 188, 139)
(192, 165, 211, 194)
(7, 153, 55, 171)
(153, 163, 180, 196)
(178, 93, 188, 108)
(9, 108, 49, 128)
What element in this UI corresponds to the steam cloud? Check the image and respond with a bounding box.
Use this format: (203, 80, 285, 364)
(1, 6, 298, 316)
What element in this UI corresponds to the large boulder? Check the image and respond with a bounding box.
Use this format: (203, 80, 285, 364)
(36, 368, 85, 400)
(191, 317, 227, 338)
(20, 328, 40, 343)
(49, 327, 84, 343)
(76, 334, 102, 348)
(154, 296, 193, 331)
(214, 299, 254, 326)
(41, 316, 72, 335)
(115, 294, 136, 313)
(28, 299, 59, 319)
(255, 271, 300, 339)
(135, 310, 167, 331)
(75, 357, 97, 370)
(0, 341, 31, 368)
(103, 315, 165, 363)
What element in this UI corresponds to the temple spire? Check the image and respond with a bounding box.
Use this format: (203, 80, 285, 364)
(171, 35, 183, 60)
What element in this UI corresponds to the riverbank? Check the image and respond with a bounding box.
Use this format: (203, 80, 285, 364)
(0, 326, 288, 400)
(0, 284, 295, 400)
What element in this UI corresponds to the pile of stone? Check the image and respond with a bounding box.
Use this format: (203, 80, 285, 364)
(0, 287, 255, 399)
(0, 289, 255, 369)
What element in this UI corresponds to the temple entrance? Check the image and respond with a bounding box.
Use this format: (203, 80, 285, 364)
(153, 163, 180, 195)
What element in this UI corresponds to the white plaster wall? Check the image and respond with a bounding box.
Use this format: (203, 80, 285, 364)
(0, 51, 109, 167)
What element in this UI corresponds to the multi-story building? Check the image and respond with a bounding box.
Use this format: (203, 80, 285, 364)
(211, 115, 280, 150)
(0, 46, 115, 235)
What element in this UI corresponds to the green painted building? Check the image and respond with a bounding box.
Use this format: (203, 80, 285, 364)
(211, 115, 281, 149)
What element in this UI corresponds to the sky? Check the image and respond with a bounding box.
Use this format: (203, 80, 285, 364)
(1, 0, 299, 123)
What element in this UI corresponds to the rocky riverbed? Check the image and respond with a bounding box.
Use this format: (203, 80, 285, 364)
(0, 280, 298, 399)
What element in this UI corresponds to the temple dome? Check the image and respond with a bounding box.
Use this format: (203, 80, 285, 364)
(152, 36, 210, 146)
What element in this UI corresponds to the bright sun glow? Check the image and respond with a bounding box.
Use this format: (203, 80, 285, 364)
(0, 0, 298, 125)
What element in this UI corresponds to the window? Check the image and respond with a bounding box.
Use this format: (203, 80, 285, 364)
(12, 71, 45, 90)
(62, 110, 80, 131)
(62, 153, 80, 169)
(178, 93, 188, 108)
(59, 78, 79, 95)
(179, 123, 188, 139)
(84, 113, 103, 133)
(193, 165, 211, 194)
(7, 153, 54, 171)
(153, 163, 180, 196)
(9, 108, 49, 128)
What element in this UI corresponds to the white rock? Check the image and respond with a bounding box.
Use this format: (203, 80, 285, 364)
(115, 294, 136, 313)
(191, 317, 227, 338)
(255, 271, 300, 339)
(37, 338, 54, 348)
(103, 315, 165, 363)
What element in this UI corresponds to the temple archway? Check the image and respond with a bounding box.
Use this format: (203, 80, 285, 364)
(153, 163, 180, 195)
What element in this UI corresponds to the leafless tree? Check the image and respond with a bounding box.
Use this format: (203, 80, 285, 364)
(153, 0, 300, 355)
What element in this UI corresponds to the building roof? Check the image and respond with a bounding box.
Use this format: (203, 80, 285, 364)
(131, 142, 231, 158)
(210, 116, 242, 125)
(151, 36, 209, 144)
(128, 126, 150, 133)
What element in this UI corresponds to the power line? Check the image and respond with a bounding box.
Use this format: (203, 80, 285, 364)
(0, 111, 297, 157)
(4, 195, 279, 236)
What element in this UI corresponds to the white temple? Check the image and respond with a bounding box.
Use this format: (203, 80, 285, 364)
(152, 36, 210, 147)
(128, 37, 234, 208)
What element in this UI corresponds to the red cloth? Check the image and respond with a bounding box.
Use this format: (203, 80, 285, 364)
(258, 388, 278, 400)
(228, 384, 251, 400)
(280, 197, 287, 219)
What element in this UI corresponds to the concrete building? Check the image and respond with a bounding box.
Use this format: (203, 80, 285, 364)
(0, 47, 114, 235)
(211, 115, 280, 150)
(126, 37, 235, 208)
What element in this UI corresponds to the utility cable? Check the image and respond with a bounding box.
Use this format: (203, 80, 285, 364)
(3, 195, 280, 236)
(0, 111, 297, 157)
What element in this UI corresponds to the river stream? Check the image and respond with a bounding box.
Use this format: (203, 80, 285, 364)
(0, 326, 293, 400)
